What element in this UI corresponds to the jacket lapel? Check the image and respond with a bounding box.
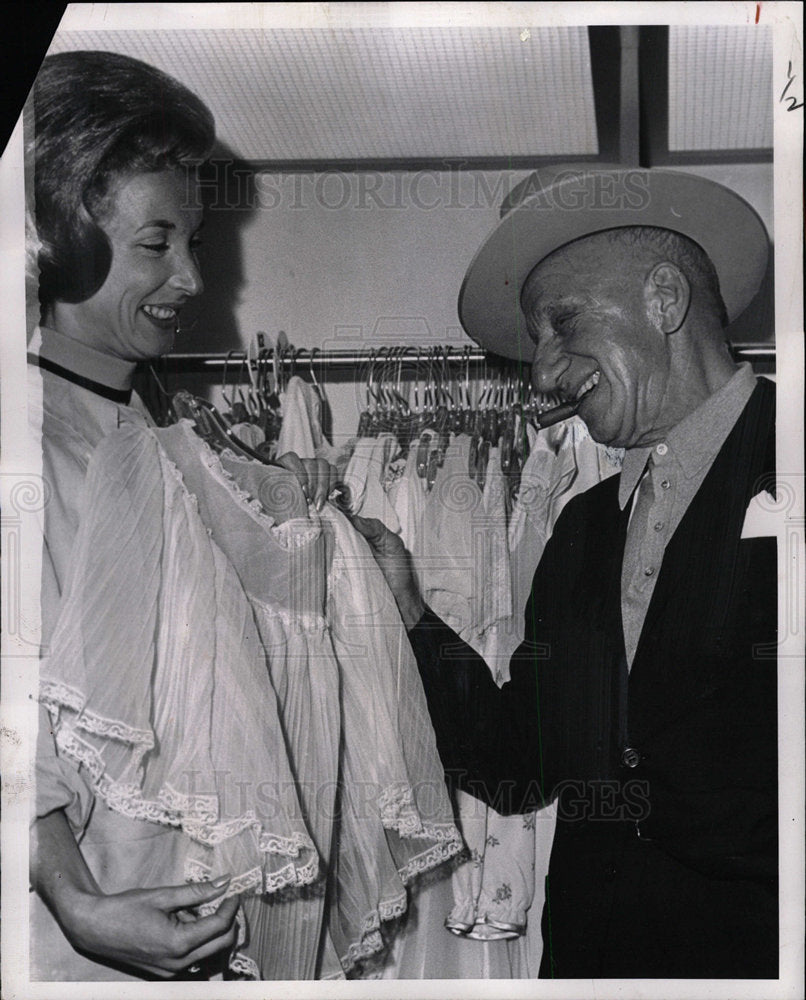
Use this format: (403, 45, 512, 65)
(627, 380, 775, 738)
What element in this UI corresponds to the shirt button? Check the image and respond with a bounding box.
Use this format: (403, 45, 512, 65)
(660, 478, 671, 490)
(621, 747, 642, 768)
(644, 566, 655, 577)
(656, 443, 668, 456)
(653, 521, 664, 531)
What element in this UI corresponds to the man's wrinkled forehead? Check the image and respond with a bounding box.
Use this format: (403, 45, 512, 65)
(520, 231, 633, 315)
(520, 240, 590, 315)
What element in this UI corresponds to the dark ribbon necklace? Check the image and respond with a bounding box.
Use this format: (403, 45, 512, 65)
(29, 354, 133, 405)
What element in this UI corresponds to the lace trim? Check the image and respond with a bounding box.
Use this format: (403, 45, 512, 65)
(229, 952, 260, 980)
(44, 685, 319, 863)
(378, 892, 408, 924)
(188, 861, 319, 911)
(156, 421, 321, 550)
(228, 907, 260, 981)
(40, 680, 156, 752)
(187, 425, 322, 548)
(194, 868, 263, 913)
(397, 827, 464, 885)
(338, 890, 409, 972)
(377, 784, 464, 841)
(377, 783, 418, 833)
(158, 782, 220, 825)
(264, 852, 320, 893)
(257, 828, 317, 859)
(340, 929, 385, 972)
(247, 594, 328, 636)
(51, 725, 320, 890)
(184, 858, 212, 881)
(337, 834, 463, 972)
(38, 678, 83, 714)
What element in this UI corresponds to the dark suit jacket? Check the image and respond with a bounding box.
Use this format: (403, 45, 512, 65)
(409, 378, 777, 977)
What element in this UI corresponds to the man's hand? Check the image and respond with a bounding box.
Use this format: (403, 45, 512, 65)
(349, 515, 425, 629)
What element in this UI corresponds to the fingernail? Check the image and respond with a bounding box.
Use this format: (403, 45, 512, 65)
(211, 875, 231, 888)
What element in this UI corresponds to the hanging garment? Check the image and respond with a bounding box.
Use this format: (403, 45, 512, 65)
(416, 433, 482, 640)
(275, 374, 342, 466)
(40, 415, 462, 979)
(38, 424, 320, 980)
(229, 420, 266, 450)
(485, 421, 578, 683)
(319, 502, 465, 970)
(472, 443, 513, 669)
(260, 372, 470, 972)
(158, 421, 339, 979)
(166, 421, 463, 975)
(343, 433, 402, 533)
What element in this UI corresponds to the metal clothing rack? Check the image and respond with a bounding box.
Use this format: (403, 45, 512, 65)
(158, 343, 776, 379)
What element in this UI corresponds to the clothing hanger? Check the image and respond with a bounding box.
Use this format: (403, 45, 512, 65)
(308, 347, 323, 401)
(171, 390, 268, 463)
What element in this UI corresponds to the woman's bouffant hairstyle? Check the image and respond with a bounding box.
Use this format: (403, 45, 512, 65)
(31, 50, 215, 306)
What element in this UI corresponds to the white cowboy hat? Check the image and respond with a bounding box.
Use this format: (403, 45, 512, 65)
(458, 164, 770, 361)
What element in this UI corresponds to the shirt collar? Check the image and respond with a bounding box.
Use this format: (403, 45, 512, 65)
(619, 446, 653, 509)
(33, 326, 137, 392)
(618, 363, 757, 510)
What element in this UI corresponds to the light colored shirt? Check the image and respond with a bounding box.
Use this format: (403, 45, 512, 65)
(619, 362, 757, 667)
(28, 327, 161, 981)
(29, 328, 148, 637)
(34, 324, 137, 392)
(29, 327, 150, 824)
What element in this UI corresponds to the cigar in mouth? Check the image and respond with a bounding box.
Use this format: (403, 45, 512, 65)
(533, 400, 580, 429)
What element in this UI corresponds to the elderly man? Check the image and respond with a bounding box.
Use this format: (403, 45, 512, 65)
(353, 166, 777, 979)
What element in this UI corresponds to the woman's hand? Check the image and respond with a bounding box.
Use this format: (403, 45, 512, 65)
(348, 515, 425, 630)
(66, 879, 240, 978)
(32, 809, 239, 978)
(275, 453, 339, 513)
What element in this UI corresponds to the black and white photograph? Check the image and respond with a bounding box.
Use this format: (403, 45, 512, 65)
(1, 3, 803, 997)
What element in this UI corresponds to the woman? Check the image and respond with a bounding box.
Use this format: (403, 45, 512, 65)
(27, 50, 455, 984)
(28, 48, 341, 983)
(27, 50, 244, 981)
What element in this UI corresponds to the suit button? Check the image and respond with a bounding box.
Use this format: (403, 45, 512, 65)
(621, 747, 642, 768)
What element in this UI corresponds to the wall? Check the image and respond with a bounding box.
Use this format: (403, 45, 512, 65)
(179, 162, 773, 444)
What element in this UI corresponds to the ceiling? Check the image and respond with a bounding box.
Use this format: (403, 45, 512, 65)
(668, 25, 772, 151)
(48, 26, 599, 162)
(47, 23, 773, 166)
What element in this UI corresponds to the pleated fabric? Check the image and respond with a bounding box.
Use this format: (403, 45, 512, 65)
(320, 504, 464, 970)
(159, 421, 340, 980)
(39, 425, 320, 978)
(40, 419, 462, 979)
(201, 428, 464, 973)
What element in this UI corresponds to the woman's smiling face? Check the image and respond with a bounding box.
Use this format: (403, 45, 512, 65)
(51, 169, 204, 362)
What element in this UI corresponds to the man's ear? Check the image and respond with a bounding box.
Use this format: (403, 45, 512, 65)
(644, 261, 690, 334)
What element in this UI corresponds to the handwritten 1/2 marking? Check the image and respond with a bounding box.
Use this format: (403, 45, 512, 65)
(780, 62, 804, 111)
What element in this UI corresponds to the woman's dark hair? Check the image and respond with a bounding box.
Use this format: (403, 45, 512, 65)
(31, 50, 215, 306)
